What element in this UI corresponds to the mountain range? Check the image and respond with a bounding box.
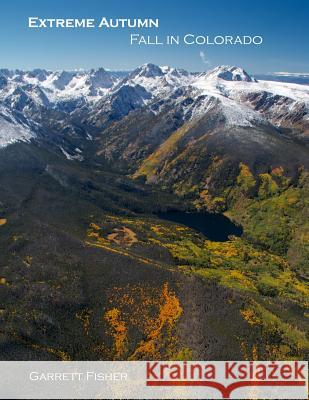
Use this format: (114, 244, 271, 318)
(1, 63, 308, 150)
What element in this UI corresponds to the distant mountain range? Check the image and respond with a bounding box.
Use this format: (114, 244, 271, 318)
(255, 72, 309, 85)
(0, 63, 308, 150)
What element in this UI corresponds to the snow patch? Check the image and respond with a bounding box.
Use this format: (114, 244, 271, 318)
(0, 106, 34, 148)
(60, 146, 84, 161)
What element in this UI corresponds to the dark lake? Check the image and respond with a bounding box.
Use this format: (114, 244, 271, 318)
(157, 211, 242, 242)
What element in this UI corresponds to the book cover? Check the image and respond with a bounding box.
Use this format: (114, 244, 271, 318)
(0, 0, 308, 398)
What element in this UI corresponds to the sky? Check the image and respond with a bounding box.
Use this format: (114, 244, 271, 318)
(0, 0, 308, 74)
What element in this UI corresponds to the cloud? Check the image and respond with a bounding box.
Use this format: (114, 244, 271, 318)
(199, 51, 210, 65)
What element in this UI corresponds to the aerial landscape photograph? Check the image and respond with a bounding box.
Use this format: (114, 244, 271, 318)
(0, 1, 308, 398)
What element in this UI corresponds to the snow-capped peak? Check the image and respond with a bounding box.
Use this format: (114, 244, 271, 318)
(119, 63, 193, 99)
(129, 63, 164, 79)
(86, 67, 114, 89)
(201, 65, 256, 82)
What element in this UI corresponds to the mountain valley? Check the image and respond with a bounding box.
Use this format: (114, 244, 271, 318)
(0, 64, 308, 361)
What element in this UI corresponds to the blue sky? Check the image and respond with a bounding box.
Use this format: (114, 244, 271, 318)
(0, 0, 308, 73)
